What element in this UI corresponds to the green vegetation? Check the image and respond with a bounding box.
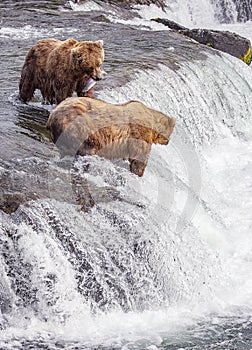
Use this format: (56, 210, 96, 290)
(241, 46, 252, 65)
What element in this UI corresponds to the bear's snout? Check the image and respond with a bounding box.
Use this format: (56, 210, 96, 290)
(92, 75, 102, 81)
(90, 66, 104, 81)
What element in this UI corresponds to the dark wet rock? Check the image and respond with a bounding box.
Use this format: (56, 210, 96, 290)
(152, 18, 251, 65)
(0, 192, 38, 214)
(151, 18, 186, 31)
(0, 158, 143, 214)
(0, 160, 88, 213)
(179, 28, 251, 65)
(93, 14, 112, 23)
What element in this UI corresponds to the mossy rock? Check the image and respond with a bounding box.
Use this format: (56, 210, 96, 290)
(179, 28, 251, 65)
(154, 18, 251, 65)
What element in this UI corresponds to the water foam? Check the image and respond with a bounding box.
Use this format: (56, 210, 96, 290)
(0, 25, 75, 40)
(127, 0, 217, 28)
(99, 50, 252, 311)
(65, 0, 103, 12)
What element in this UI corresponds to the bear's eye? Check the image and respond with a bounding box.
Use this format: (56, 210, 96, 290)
(87, 66, 94, 73)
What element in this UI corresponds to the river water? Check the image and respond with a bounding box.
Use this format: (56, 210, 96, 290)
(0, 0, 252, 349)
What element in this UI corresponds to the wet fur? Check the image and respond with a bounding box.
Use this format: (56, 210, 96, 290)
(19, 38, 104, 104)
(46, 97, 176, 176)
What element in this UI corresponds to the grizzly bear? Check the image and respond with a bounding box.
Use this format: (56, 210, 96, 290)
(46, 97, 176, 176)
(19, 38, 104, 104)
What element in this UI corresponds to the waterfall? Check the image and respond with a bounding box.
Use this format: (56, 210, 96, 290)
(1, 47, 252, 334)
(162, 0, 252, 26)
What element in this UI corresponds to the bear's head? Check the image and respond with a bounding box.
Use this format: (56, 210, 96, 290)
(152, 112, 176, 145)
(71, 40, 104, 81)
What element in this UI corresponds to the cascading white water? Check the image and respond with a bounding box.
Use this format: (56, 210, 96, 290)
(167, 0, 250, 25)
(211, 0, 238, 23)
(99, 49, 252, 310)
(135, 0, 251, 27)
(163, 0, 217, 26)
(67, 0, 252, 32)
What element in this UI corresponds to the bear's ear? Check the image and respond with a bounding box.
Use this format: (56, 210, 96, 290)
(71, 47, 78, 59)
(70, 47, 84, 61)
(71, 47, 83, 56)
(71, 47, 78, 54)
(95, 40, 103, 48)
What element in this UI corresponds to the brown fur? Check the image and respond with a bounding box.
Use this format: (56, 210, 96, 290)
(46, 97, 176, 176)
(19, 38, 104, 104)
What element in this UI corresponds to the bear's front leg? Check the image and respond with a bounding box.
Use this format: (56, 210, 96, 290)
(128, 142, 151, 177)
(129, 158, 148, 177)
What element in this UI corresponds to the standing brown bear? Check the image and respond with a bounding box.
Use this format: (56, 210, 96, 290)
(46, 97, 176, 177)
(19, 38, 104, 104)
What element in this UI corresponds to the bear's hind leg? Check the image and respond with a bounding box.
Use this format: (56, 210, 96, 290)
(19, 65, 35, 102)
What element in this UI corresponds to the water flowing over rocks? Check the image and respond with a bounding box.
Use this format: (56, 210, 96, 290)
(234, 0, 252, 22)
(72, 0, 166, 8)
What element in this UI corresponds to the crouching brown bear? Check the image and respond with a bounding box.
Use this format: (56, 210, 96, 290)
(19, 38, 104, 104)
(46, 97, 176, 176)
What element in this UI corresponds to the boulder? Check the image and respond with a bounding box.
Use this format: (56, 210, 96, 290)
(151, 18, 186, 31)
(152, 18, 251, 65)
(179, 28, 251, 65)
